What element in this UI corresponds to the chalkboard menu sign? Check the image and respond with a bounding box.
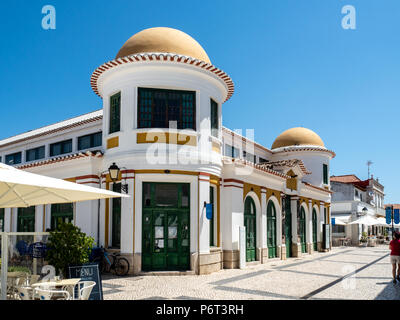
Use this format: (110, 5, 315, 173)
(68, 263, 103, 300)
(323, 224, 331, 249)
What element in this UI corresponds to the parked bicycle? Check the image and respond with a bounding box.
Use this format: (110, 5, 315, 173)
(92, 247, 130, 276)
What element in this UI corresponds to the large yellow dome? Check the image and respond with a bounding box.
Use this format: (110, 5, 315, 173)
(272, 127, 325, 149)
(116, 27, 211, 64)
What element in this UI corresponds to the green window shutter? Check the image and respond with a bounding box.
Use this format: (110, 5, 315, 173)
(210, 99, 218, 137)
(109, 92, 121, 134)
(323, 164, 328, 184)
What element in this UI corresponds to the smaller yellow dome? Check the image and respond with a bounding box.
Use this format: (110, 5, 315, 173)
(272, 127, 325, 149)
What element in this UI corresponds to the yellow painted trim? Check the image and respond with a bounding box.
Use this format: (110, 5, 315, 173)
(134, 169, 199, 176)
(64, 178, 76, 183)
(300, 197, 309, 206)
(107, 136, 119, 149)
(312, 199, 321, 208)
(136, 132, 197, 146)
(286, 178, 297, 191)
(210, 175, 220, 186)
(212, 141, 221, 153)
(243, 183, 261, 204)
(266, 188, 282, 205)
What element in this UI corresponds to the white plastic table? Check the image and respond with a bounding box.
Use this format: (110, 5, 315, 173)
(31, 278, 81, 299)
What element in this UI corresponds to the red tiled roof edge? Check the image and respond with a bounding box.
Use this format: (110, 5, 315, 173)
(16, 151, 103, 170)
(0, 116, 103, 148)
(91, 53, 234, 102)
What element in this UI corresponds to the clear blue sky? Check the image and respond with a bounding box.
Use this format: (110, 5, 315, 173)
(0, 0, 399, 202)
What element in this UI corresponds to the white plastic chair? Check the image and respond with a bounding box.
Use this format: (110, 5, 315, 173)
(35, 288, 71, 300)
(17, 286, 33, 300)
(76, 281, 96, 300)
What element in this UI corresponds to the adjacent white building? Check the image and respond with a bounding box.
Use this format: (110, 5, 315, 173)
(330, 174, 385, 245)
(0, 27, 335, 274)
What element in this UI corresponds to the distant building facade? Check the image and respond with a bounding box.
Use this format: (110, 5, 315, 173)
(330, 174, 385, 244)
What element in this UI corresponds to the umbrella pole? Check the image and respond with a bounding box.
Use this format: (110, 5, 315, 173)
(1, 233, 8, 300)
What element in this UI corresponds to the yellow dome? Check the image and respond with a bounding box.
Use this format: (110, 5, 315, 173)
(272, 127, 325, 149)
(116, 27, 211, 64)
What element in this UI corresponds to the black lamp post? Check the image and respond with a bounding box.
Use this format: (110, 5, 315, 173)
(108, 162, 128, 194)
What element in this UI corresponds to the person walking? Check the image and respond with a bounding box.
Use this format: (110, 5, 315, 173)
(389, 232, 400, 284)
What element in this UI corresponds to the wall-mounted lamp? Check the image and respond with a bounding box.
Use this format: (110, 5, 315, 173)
(108, 162, 128, 194)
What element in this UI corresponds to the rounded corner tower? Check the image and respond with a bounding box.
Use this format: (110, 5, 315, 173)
(90, 26, 234, 176)
(271, 127, 336, 188)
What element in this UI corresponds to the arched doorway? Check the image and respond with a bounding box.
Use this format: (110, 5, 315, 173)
(312, 208, 318, 251)
(267, 201, 277, 258)
(298, 206, 306, 253)
(244, 196, 256, 262)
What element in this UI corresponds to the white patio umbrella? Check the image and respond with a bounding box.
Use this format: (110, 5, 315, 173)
(375, 217, 400, 228)
(0, 162, 129, 300)
(0, 163, 129, 208)
(332, 217, 347, 225)
(348, 215, 379, 226)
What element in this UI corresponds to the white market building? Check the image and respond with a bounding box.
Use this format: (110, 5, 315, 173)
(0, 27, 335, 275)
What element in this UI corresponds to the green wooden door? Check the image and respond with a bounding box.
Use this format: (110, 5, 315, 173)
(142, 183, 190, 271)
(298, 206, 307, 253)
(112, 183, 122, 248)
(312, 209, 317, 251)
(244, 197, 256, 262)
(267, 201, 277, 258)
(285, 196, 292, 258)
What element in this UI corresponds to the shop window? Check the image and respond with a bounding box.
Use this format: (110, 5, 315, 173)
(138, 88, 196, 130)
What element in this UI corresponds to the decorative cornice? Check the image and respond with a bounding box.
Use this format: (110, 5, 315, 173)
(91, 53, 234, 102)
(272, 146, 336, 158)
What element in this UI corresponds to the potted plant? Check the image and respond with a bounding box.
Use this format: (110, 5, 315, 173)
(46, 222, 95, 278)
(359, 232, 368, 247)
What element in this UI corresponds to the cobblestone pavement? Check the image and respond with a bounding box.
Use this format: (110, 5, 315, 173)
(101, 245, 400, 300)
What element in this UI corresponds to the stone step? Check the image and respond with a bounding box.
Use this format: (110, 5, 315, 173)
(138, 270, 196, 276)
